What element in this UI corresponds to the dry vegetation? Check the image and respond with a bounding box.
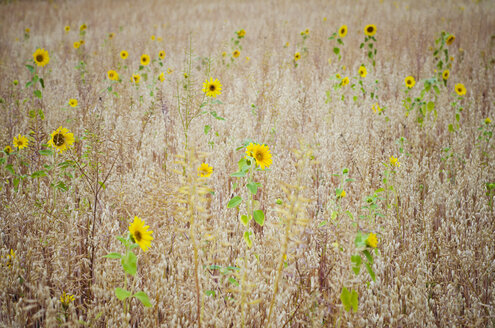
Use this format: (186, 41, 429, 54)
(1, 0, 494, 327)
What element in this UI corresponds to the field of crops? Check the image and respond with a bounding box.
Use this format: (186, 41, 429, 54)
(1, 0, 494, 326)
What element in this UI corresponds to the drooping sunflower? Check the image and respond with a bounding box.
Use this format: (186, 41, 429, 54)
(140, 54, 150, 66)
(294, 52, 301, 61)
(48, 126, 75, 153)
(366, 233, 378, 248)
(446, 34, 455, 46)
(131, 74, 141, 84)
(237, 29, 246, 38)
(341, 76, 349, 86)
(64, 25, 70, 33)
(250, 143, 272, 170)
(202, 78, 222, 98)
(198, 163, 213, 177)
(4, 145, 12, 155)
(120, 50, 129, 60)
(158, 50, 166, 60)
(358, 65, 367, 78)
(129, 216, 154, 252)
(455, 83, 466, 96)
(69, 99, 78, 107)
(107, 70, 119, 81)
(33, 48, 50, 67)
(364, 24, 376, 37)
(404, 76, 415, 88)
(339, 25, 348, 38)
(73, 41, 80, 49)
(442, 69, 450, 80)
(232, 50, 240, 58)
(159, 72, 165, 82)
(13, 134, 29, 150)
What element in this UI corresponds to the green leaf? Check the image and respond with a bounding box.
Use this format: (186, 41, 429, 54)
(227, 196, 242, 208)
(103, 252, 122, 259)
(133, 291, 152, 307)
(121, 251, 137, 276)
(331, 211, 338, 221)
(34, 90, 42, 99)
(31, 170, 47, 178)
(5, 164, 15, 175)
(230, 171, 246, 178)
(351, 255, 362, 275)
(204, 125, 211, 135)
(205, 290, 216, 297)
(115, 288, 132, 301)
(247, 182, 258, 195)
(26, 64, 34, 74)
(253, 210, 264, 226)
(427, 101, 435, 111)
(448, 124, 455, 132)
(228, 277, 240, 286)
(210, 111, 225, 120)
(365, 262, 376, 282)
(240, 214, 250, 226)
(39, 78, 45, 89)
(362, 249, 373, 264)
(340, 287, 359, 312)
(39, 149, 53, 156)
(243, 230, 253, 248)
(333, 47, 340, 55)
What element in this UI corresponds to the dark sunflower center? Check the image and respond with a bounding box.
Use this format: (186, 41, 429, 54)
(110, 73, 114, 78)
(209, 84, 216, 91)
(134, 231, 142, 242)
(457, 88, 462, 92)
(17, 140, 23, 146)
(367, 26, 374, 33)
(36, 55, 44, 62)
(255, 151, 264, 161)
(143, 58, 147, 62)
(53, 133, 65, 146)
(341, 28, 345, 34)
(407, 80, 412, 85)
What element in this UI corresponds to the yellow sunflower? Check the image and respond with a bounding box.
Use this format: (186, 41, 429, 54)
(485, 117, 491, 124)
(4, 145, 12, 154)
(247, 143, 272, 170)
(341, 76, 349, 86)
(73, 41, 80, 49)
(202, 78, 222, 98)
(294, 52, 301, 61)
(232, 50, 240, 58)
(198, 163, 213, 177)
(446, 34, 455, 46)
(222, 51, 227, 57)
(120, 50, 129, 60)
(69, 99, 78, 107)
(129, 216, 154, 252)
(389, 156, 400, 167)
(13, 134, 28, 150)
(442, 69, 450, 80)
(64, 25, 70, 33)
(33, 48, 50, 67)
(159, 72, 165, 82)
(48, 126, 75, 153)
(366, 233, 378, 248)
(339, 25, 348, 38)
(108, 32, 115, 39)
(107, 70, 119, 81)
(158, 50, 166, 60)
(455, 83, 466, 96)
(405, 76, 415, 88)
(131, 74, 141, 84)
(151, 35, 156, 41)
(79, 40, 85, 45)
(304, 28, 310, 35)
(140, 54, 150, 66)
(364, 24, 376, 37)
(167, 68, 173, 74)
(237, 29, 246, 38)
(80, 24, 87, 31)
(359, 65, 367, 78)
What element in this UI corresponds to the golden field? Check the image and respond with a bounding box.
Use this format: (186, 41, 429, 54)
(0, 0, 494, 327)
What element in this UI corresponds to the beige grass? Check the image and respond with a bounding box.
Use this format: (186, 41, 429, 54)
(0, 0, 494, 327)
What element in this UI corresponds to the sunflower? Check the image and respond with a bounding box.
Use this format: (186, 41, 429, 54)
(366, 233, 378, 248)
(159, 72, 165, 82)
(202, 78, 222, 98)
(158, 50, 166, 60)
(4, 145, 12, 155)
(108, 32, 115, 39)
(80, 24, 87, 31)
(364, 24, 376, 36)
(294, 52, 301, 61)
(25, 28, 30, 33)
(198, 163, 213, 177)
(64, 25, 70, 33)
(48, 126, 75, 153)
(140, 54, 150, 66)
(341, 76, 349, 86)
(79, 40, 84, 45)
(232, 50, 240, 58)
(107, 70, 119, 81)
(446, 34, 455, 46)
(455, 83, 466, 96)
(120, 50, 129, 60)
(247, 143, 272, 170)
(358, 65, 367, 78)
(304, 28, 310, 35)
(372, 103, 382, 114)
(131, 74, 141, 84)
(336, 73, 341, 79)
(222, 51, 227, 57)
(442, 69, 450, 80)
(151, 35, 156, 41)
(339, 25, 348, 38)
(405, 76, 415, 88)
(129, 216, 154, 252)
(167, 68, 173, 74)
(184, 73, 188, 79)
(69, 99, 78, 107)
(485, 117, 491, 124)
(389, 156, 400, 167)
(13, 134, 29, 150)
(237, 29, 246, 38)
(33, 48, 50, 67)
(73, 41, 80, 49)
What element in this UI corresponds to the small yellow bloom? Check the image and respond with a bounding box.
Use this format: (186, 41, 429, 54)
(285, 42, 290, 47)
(69, 99, 78, 107)
(341, 76, 349, 86)
(358, 65, 367, 78)
(159, 72, 165, 82)
(455, 83, 466, 96)
(151, 35, 156, 41)
(202, 78, 222, 98)
(129, 216, 154, 252)
(60, 292, 75, 306)
(140, 54, 150, 66)
(80, 24, 87, 31)
(158, 50, 166, 60)
(485, 117, 491, 124)
(336, 73, 341, 79)
(446, 34, 455, 46)
(405, 76, 415, 88)
(108, 32, 115, 39)
(245, 56, 250, 62)
(304, 28, 310, 35)
(442, 69, 450, 80)
(366, 233, 378, 248)
(167, 68, 173, 74)
(157, 37, 163, 42)
(222, 51, 227, 57)
(372, 103, 382, 114)
(340, 190, 346, 198)
(33, 48, 50, 67)
(131, 74, 141, 84)
(64, 25, 70, 33)
(13, 134, 28, 150)
(25, 28, 30, 33)
(323, 17, 327, 22)
(73, 41, 80, 49)
(236, 29, 246, 38)
(294, 52, 301, 61)
(339, 25, 348, 38)
(184, 73, 188, 79)
(364, 24, 377, 37)
(389, 156, 400, 167)
(4, 145, 12, 154)
(198, 163, 213, 177)
(79, 40, 84, 45)
(107, 70, 119, 81)
(48, 127, 75, 153)
(232, 50, 240, 58)
(120, 50, 129, 60)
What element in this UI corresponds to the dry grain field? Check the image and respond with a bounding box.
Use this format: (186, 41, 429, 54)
(0, 0, 494, 327)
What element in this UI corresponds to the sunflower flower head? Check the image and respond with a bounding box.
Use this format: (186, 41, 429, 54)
(198, 163, 213, 177)
(129, 216, 154, 252)
(33, 48, 50, 67)
(107, 70, 119, 81)
(4, 145, 12, 155)
(294, 52, 301, 61)
(359, 65, 367, 78)
(80, 24, 87, 31)
(158, 50, 166, 60)
(341, 76, 350, 86)
(64, 25, 70, 33)
(366, 233, 378, 248)
(69, 99, 78, 107)
(13, 134, 28, 150)
(389, 156, 400, 167)
(442, 69, 450, 80)
(159, 72, 165, 82)
(132, 74, 141, 84)
(364, 24, 376, 37)
(120, 50, 129, 60)
(236, 29, 246, 38)
(73, 41, 80, 49)
(446, 34, 455, 46)
(485, 117, 491, 125)
(108, 32, 115, 39)
(339, 25, 348, 38)
(232, 50, 240, 58)
(140, 54, 150, 66)
(48, 126, 75, 153)
(455, 83, 466, 96)
(405, 76, 415, 88)
(246, 143, 272, 170)
(202, 78, 222, 98)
